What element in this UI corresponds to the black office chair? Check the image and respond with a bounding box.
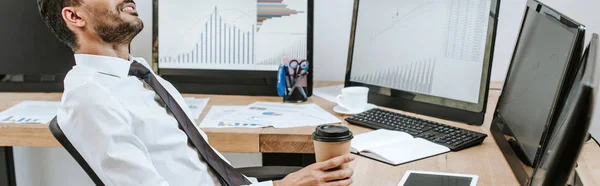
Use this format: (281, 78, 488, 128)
(48, 117, 301, 185)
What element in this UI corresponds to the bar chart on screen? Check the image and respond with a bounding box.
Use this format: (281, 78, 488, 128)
(158, 0, 308, 71)
(351, 58, 436, 94)
(159, 7, 256, 65)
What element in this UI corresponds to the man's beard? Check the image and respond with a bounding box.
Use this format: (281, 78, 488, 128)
(91, 5, 144, 45)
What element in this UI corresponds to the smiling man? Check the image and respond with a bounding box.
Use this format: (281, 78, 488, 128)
(36, 0, 354, 185)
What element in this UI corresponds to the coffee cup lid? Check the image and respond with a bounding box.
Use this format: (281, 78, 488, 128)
(312, 125, 354, 142)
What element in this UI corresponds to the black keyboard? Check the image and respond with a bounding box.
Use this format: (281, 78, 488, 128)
(345, 108, 487, 151)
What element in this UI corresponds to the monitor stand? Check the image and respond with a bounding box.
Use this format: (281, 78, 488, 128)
(0, 74, 64, 92)
(508, 138, 534, 166)
(495, 116, 535, 167)
(491, 119, 531, 185)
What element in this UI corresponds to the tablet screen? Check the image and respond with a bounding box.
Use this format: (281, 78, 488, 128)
(399, 171, 477, 186)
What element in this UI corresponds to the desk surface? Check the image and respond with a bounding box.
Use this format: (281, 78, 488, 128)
(1, 81, 599, 185)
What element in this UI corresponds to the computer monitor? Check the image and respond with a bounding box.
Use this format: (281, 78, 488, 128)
(345, 0, 500, 125)
(153, 0, 314, 96)
(528, 33, 597, 186)
(491, 0, 585, 169)
(0, 0, 75, 92)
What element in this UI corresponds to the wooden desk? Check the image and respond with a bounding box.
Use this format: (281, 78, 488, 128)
(1, 81, 599, 186)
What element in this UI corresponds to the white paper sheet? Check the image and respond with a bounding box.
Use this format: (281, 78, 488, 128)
(0, 101, 60, 124)
(199, 102, 341, 128)
(313, 85, 344, 103)
(367, 138, 449, 165)
(351, 129, 413, 152)
(183, 97, 210, 119)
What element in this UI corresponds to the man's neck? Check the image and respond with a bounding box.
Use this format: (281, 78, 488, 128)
(75, 43, 131, 61)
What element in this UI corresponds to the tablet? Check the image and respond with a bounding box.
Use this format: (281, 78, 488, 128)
(398, 170, 478, 186)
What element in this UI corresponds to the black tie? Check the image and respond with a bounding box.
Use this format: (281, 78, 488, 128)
(128, 61, 251, 186)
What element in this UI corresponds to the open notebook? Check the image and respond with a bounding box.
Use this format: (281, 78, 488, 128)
(351, 129, 450, 165)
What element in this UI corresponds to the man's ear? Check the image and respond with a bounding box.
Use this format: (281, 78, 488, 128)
(62, 7, 85, 28)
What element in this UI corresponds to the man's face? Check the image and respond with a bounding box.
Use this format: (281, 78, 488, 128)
(80, 0, 143, 44)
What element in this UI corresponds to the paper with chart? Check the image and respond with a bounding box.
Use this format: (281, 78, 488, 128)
(199, 106, 269, 128)
(199, 102, 341, 128)
(0, 101, 60, 124)
(247, 102, 341, 128)
(350, 0, 492, 103)
(158, 0, 308, 71)
(183, 97, 210, 119)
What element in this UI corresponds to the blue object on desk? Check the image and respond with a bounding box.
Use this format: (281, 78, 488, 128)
(277, 65, 288, 97)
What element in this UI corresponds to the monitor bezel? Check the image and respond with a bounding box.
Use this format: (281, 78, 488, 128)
(344, 0, 501, 125)
(152, 0, 314, 96)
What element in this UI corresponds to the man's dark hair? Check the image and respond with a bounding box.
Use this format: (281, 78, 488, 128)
(37, 0, 81, 50)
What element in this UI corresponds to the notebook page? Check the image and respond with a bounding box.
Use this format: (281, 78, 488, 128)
(364, 138, 450, 165)
(351, 129, 413, 152)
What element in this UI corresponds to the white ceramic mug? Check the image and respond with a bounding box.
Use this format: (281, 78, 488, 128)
(336, 87, 369, 111)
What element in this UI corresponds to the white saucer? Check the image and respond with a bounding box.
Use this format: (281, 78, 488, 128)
(333, 104, 378, 115)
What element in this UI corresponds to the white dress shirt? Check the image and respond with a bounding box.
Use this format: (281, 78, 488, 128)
(56, 54, 272, 186)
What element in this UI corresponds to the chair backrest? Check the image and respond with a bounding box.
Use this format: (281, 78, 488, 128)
(48, 117, 105, 186)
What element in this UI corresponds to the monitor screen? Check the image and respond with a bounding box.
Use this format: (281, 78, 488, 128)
(494, 1, 584, 164)
(152, 0, 313, 95)
(345, 0, 500, 125)
(0, 0, 74, 76)
(402, 173, 474, 186)
(349, 0, 493, 104)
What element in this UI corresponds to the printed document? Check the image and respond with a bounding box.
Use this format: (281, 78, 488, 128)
(0, 101, 60, 124)
(199, 102, 341, 128)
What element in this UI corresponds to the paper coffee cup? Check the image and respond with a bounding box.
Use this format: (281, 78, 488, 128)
(312, 125, 354, 170)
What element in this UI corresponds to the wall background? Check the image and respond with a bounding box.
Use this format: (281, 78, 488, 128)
(15, 0, 600, 185)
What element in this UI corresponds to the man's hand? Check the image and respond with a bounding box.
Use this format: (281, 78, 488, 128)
(272, 154, 355, 186)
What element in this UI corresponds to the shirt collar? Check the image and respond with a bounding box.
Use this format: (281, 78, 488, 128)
(74, 54, 134, 78)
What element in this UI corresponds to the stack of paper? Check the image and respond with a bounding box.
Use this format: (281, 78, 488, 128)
(0, 101, 60, 124)
(199, 102, 341, 128)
